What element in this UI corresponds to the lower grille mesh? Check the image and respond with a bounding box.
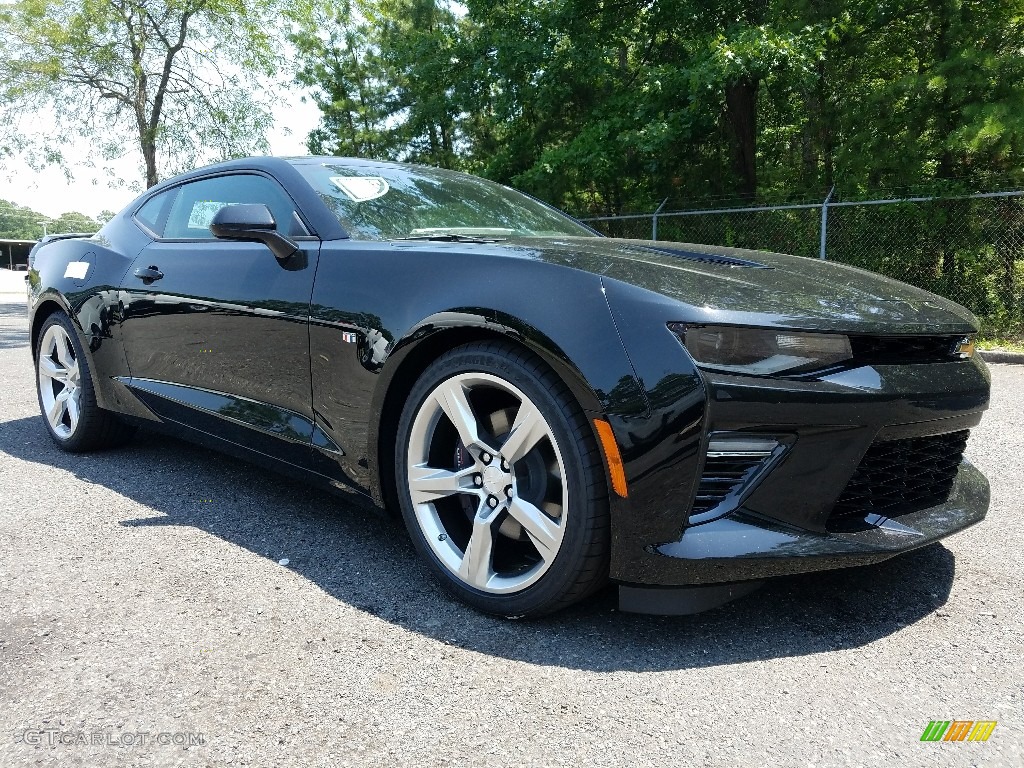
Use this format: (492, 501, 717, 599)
(829, 430, 969, 528)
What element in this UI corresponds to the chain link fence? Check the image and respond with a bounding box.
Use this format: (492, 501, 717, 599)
(581, 191, 1024, 340)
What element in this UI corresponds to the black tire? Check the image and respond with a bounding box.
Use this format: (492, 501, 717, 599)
(34, 311, 136, 452)
(395, 341, 609, 617)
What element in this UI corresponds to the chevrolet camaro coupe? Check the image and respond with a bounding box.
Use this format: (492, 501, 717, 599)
(26, 157, 990, 617)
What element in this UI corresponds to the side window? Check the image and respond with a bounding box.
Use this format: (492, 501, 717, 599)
(134, 189, 177, 237)
(162, 174, 310, 240)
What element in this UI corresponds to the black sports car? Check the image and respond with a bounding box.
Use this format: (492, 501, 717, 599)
(26, 157, 990, 617)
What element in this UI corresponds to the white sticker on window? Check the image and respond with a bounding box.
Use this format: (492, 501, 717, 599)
(187, 200, 228, 229)
(329, 176, 389, 202)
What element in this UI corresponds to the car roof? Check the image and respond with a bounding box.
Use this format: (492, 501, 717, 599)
(157, 155, 458, 183)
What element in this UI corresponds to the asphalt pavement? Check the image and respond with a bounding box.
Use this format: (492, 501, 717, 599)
(0, 295, 1020, 768)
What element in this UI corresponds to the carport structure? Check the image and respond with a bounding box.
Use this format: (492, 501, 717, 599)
(0, 239, 36, 270)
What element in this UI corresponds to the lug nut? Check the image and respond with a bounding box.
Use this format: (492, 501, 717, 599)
(486, 496, 498, 508)
(472, 473, 482, 487)
(505, 485, 513, 499)
(500, 458, 509, 472)
(480, 452, 492, 465)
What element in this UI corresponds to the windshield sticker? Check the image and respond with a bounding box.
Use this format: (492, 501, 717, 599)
(187, 200, 228, 229)
(330, 176, 390, 202)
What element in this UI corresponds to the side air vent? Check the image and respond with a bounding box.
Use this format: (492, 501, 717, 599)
(690, 436, 785, 524)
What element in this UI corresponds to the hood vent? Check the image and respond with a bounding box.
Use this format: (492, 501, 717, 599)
(637, 245, 771, 269)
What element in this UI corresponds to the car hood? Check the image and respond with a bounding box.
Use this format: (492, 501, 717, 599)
(509, 236, 979, 334)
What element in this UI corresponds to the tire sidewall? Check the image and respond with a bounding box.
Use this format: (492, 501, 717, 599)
(395, 344, 602, 616)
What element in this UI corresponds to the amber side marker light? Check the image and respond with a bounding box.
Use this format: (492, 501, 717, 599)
(593, 418, 628, 498)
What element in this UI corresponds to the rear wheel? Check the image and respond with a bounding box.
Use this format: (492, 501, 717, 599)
(395, 342, 609, 617)
(35, 311, 136, 452)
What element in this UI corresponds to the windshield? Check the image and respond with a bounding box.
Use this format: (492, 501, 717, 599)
(291, 161, 598, 241)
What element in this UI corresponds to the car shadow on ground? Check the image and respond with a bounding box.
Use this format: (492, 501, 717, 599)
(0, 415, 956, 672)
(0, 300, 30, 351)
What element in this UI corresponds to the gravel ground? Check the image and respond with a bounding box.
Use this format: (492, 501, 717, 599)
(0, 296, 1020, 768)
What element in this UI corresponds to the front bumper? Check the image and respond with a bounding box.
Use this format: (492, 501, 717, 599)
(610, 357, 991, 590)
(636, 458, 988, 586)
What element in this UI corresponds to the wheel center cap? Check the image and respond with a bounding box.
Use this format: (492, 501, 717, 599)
(482, 465, 510, 497)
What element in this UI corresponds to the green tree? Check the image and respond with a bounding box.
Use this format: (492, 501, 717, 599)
(0, 200, 49, 239)
(0, 0, 285, 188)
(451, 1, 824, 208)
(49, 211, 102, 234)
(290, 0, 468, 168)
(296, 0, 1024, 212)
(0, 200, 100, 239)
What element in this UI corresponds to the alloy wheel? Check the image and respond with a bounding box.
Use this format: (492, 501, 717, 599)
(406, 373, 568, 594)
(37, 324, 83, 440)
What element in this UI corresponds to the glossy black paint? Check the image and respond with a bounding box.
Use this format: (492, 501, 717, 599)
(118, 239, 320, 425)
(650, 462, 989, 584)
(26, 156, 990, 596)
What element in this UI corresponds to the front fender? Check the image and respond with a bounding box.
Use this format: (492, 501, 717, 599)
(600, 277, 711, 579)
(309, 243, 648, 502)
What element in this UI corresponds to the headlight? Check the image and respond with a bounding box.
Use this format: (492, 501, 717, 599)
(669, 324, 853, 375)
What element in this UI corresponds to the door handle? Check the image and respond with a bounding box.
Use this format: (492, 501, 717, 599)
(134, 265, 163, 283)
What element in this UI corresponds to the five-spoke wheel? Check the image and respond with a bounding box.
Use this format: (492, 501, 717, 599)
(396, 342, 609, 617)
(34, 311, 136, 451)
(37, 323, 83, 439)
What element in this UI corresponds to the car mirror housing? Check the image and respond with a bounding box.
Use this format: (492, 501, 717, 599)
(210, 204, 299, 262)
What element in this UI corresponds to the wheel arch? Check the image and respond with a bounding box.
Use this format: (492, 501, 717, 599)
(30, 292, 130, 415)
(369, 312, 607, 512)
(29, 295, 76, 361)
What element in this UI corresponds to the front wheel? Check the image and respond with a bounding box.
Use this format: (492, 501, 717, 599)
(395, 342, 609, 617)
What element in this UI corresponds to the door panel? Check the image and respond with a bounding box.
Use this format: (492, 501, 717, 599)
(115, 172, 321, 463)
(119, 238, 319, 422)
(115, 173, 317, 456)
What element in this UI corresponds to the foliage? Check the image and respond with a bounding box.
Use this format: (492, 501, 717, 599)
(289, 0, 468, 167)
(0, 200, 101, 240)
(294, 0, 1024, 213)
(0, 0, 286, 188)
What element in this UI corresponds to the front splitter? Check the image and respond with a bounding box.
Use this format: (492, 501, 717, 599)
(618, 580, 764, 615)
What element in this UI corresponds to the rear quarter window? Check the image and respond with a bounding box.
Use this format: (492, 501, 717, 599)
(134, 190, 177, 237)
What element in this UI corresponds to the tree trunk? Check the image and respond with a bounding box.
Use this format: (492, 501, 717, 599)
(726, 76, 759, 200)
(137, 108, 159, 189)
(143, 140, 158, 189)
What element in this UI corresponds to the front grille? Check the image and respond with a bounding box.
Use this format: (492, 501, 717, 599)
(829, 430, 969, 529)
(849, 335, 963, 365)
(691, 455, 768, 517)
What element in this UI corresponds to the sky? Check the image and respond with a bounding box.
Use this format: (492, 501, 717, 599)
(0, 86, 323, 220)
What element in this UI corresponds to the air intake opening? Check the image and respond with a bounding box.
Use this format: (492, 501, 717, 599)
(690, 435, 785, 525)
(827, 430, 970, 532)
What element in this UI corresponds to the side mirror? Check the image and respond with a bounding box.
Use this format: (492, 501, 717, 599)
(210, 204, 299, 262)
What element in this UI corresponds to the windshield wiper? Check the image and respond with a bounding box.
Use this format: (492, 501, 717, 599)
(395, 233, 507, 243)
